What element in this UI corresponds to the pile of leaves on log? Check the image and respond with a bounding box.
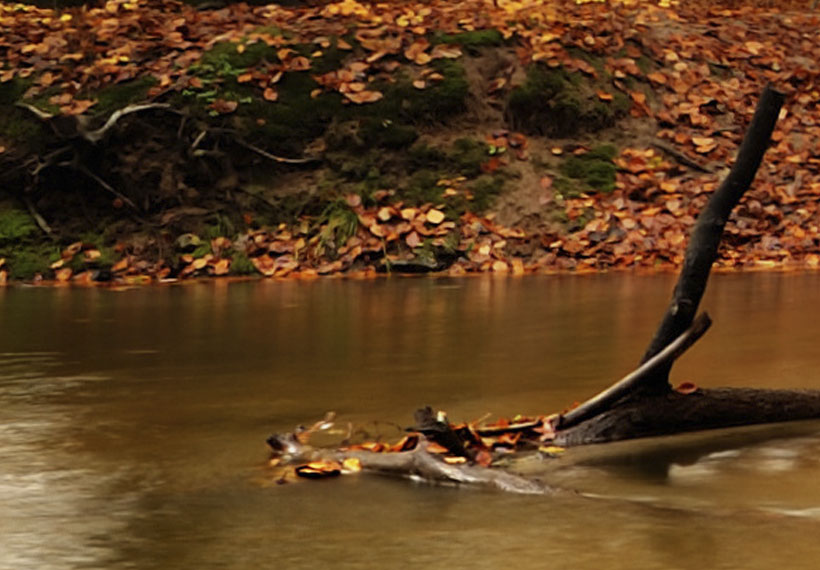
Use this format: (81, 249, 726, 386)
(268, 408, 575, 486)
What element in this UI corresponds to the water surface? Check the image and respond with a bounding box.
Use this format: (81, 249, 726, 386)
(2, 273, 820, 569)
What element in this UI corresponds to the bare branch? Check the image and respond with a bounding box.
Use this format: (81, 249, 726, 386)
(558, 313, 712, 430)
(82, 103, 171, 144)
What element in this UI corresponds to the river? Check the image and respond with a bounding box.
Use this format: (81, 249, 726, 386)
(2, 273, 820, 569)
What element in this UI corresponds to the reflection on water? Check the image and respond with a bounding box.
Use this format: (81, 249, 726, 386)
(1, 273, 820, 569)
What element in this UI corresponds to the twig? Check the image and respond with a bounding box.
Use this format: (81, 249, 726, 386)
(558, 312, 712, 430)
(15, 102, 54, 120)
(82, 103, 171, 144)
(652, 141, 713, 173)
(234, 139, 319, 165)
(23, 196, 52, 236)
(76, 164, 139, 211)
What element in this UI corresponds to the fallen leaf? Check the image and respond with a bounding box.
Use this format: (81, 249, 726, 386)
(344, 90, 383, 104)
(295, 460, 342, 479)
(426, 209, 445, 225)
(675, 382, 698, 394)
(406, 231, 421, 248)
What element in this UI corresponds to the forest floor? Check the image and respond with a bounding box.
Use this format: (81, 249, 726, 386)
(1, 0, 820, 285)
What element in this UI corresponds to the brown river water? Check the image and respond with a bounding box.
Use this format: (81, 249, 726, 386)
(2, 273, 820, 569)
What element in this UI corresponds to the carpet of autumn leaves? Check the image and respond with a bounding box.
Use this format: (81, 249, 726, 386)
(3, 0, 820, 285)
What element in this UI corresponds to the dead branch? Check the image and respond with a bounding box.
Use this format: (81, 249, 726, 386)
(81, 103, 171, 144)
(267, 432, 553, 494)
(76, 164, 139, 211)
(558, 312, 712, 430)
(23, 196, 52, 236)
(651, 140, 713, 173)
(15, 101, 172, 144)
(638, 85, 784, 392)
(235, 139, 320, 165)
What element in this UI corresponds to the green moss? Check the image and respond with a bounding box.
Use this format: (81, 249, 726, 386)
(553, 175, 583, 199)
(636, 55, 652, 74)
(90, 76, 158, 117)
(402, 170, 444, 205)
(431, 29, 504, 51)
(450, 138, 489, 177)
(0, 208, 36, 243)
(467, 175, 504, 212)
(230, 251, 256, 275)
(239, 72, 343, 155)
(560, 144, 617, 193)
(310, 36, 352, 75)
(195, 41, 279, 75)
(408, 142, 447, 168)
(506, 62, 627, 137)
(359, 118, 418, 149)
(317, 200, 359, 253)
(4, 244, 58, 280)
(0, 77, 30, 105)
(373, 59, 468, 124)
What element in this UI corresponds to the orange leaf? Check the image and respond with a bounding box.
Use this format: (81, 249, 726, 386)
(647, 72, 667, 85)
(596, 90, 613, 102)
(210, 99, 238, 114)
(212, 258, 230, 276)
(426, 442, 449, 454)
(295, 460, 342, 479)
(675, 382, 698, 395)
(263, 87, 278, 101)
(55, 268, 72, 282)
(344, 90, 383, 104)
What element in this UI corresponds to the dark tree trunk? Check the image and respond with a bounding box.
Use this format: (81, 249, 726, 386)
(636, 86, 785, 392)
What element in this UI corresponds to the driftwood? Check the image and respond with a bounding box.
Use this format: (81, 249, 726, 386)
(267, 432, 554, 494)
(268, 85, 820, 492)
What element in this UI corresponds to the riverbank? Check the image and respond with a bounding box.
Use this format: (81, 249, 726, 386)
(2, 0, 820, 286)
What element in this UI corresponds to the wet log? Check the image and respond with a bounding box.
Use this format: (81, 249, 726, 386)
(267, 432, 553, 494)
(555, 388, 820, 447)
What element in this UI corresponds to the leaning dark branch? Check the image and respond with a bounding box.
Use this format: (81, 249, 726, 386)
(638, 85, 785, 391)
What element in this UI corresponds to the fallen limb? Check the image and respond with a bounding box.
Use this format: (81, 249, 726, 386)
(639, 85, 785, 391)
(235, 139, 319, 165)
(651, 140, 713, 173)
(555, 388, 820, 447)
(267, 432, 553, 494)
(558, 312, 712, 430)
